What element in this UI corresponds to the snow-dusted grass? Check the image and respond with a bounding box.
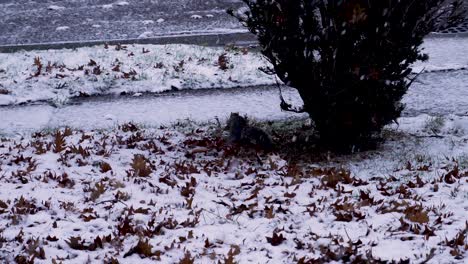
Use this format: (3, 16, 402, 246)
(0, 44, 273, 106)
(0, 37, 467, 106)
(0, 114, 466, 263)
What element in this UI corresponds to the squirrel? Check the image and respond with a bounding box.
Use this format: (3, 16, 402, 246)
(225, 113, 272, 150)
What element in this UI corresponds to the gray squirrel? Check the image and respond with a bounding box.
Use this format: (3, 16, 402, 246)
(225, 113, 272, 150)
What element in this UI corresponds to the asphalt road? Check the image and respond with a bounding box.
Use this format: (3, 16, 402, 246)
(1, 0, 467, 48)
(0, 0, 244, 45)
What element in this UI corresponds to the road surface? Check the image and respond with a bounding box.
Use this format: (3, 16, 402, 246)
(0, 0, 244, 46)
(1, 0, 467, 49)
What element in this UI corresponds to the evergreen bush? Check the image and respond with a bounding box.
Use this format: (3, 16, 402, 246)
(230, 0, 465, 150)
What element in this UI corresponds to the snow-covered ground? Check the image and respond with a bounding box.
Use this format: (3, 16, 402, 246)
(1, 68, 468, 138)
(0, 30, 467, 263)
(0, 44, 272, 106)
(0, 86, 305, 137)
(414, 37, 468, 72)
(0, 114, 466, 263)
(0, 37, 467, 107)
(0, 37, 467, 137)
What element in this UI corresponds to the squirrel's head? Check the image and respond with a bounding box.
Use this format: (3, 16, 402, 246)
(229, 112, 241, 119)
(225, 112, 248, 130)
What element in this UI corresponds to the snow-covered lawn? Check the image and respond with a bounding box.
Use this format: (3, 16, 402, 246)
(0, 35, 467, 263)
(0, 114, 466, 263)
(0, 37, 467, 106)
(0, 44, 272, 106)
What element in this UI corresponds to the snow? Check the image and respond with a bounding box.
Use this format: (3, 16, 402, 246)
(0, 60, 467, 137)
(116, 1, 130, 7)
(55, 26, 70, 31)
(412, 37, 468, 73)
(372, 240, 416, 260)
(403, 70, 468, 116)
(0, 94, 14, 105)
(138, 31, 154, 38)
(104, 114, 116, 121)
(0, 31, 467, 263)
(0, 86, 304, 136)
(47, 5, 64, 11)
(0, 44, 272, 106)
(0, 114, 466, 263)
(0, 37, 466, 107)
(0, 38, 466, 157)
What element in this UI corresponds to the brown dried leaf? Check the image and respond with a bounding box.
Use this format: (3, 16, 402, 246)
(100, 162, 112, 173)
(266, 232, 286, 246)
(123, 239, 159, 258)
(405, 205, 429, 224)
(129, 154, 153, 177)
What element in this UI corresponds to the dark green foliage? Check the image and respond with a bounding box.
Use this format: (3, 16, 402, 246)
(230, 0, 465, 150)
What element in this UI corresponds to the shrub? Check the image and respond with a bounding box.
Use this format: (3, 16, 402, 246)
(230, 0, 465, 150)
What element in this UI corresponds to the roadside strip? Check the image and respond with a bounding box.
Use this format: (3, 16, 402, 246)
(2, 31, 468, 54)
(0, 31, 257, 53)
